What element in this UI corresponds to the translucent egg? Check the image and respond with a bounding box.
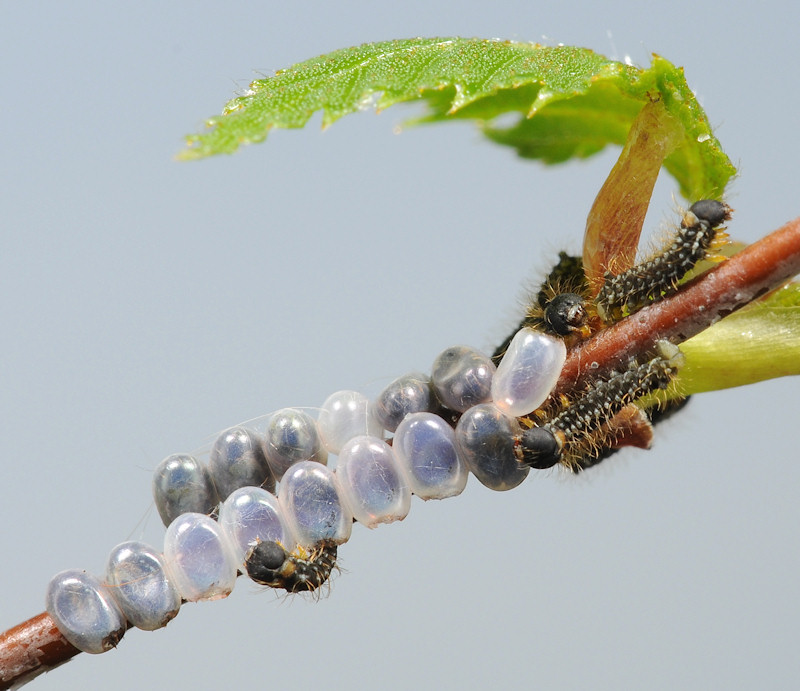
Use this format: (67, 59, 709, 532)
(218, 486, 293, 566)
(278, 461, 352, 547)
(317, 390, 382, 454)
(45, 569, 126, 654)
(392, 412, 468, 500)
(335, 435, 410, 528)
(152, 453, 218, 528)
(105, 541, 181, 631)
(431, 345, 496, 412)
(264, 408, 327, 480)
(163, 513, 238, 602)
(208, 426, 274, 501)
(454, 404, 529, 491)
(372, 372, 433, 432)
(492, 328, 567, 416)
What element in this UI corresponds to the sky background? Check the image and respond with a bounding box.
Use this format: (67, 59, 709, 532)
(2, 2, 798, 689)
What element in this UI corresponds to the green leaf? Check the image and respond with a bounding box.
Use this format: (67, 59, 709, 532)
(679, 282, 800, 394)
(480, 56, 733, 199)
(179, 38, 735, 199)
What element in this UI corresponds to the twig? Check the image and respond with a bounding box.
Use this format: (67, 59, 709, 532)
(1, 215, 798, 689)
(0, 613, 79, 690)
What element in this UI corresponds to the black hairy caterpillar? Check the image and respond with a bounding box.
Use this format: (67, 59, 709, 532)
(498, 200, 731, 349)
(496, 203, 723, 470)
(516, 340, 684, 472)
(492, 252, 591, 364)
(531, 251, 593, 338)
(245, 540, 338, 593)
(595, 199, 732, 321)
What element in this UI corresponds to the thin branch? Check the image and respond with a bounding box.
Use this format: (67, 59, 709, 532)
(2, 215, 799, 690)
(0, 613, 79, 690)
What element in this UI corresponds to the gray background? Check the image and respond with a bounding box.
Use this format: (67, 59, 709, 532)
(2, 1, 798, 689)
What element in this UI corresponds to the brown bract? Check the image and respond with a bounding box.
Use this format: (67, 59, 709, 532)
(583, 99, 682, 291)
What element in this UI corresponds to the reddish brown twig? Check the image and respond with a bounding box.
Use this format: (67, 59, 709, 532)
(2, 216, 799, 689)
(0, 613, 79, 690)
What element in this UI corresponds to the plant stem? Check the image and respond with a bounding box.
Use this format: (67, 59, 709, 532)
(0, 613, 79, 690)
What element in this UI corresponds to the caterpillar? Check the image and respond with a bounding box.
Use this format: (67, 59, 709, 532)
(492, 252, 591, 365)
(516, 340, 684, 472)
(595, 199, 732, 322)
(501, 200, 732, 348)
(245, 539, 338, 593)
(498, 201, 726, 470)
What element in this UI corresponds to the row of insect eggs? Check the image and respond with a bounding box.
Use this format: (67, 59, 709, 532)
(45, 328, 565, 653)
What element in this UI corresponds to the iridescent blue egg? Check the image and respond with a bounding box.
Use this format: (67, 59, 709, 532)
(279, 460, 352, 547)
(152, 453, 218, 527)
(454, 404, 529, 491)
(318, 390, 382, 454)
(335, 435, 410, 527)
(105, 541, 181, 631)
(393, 412, 468, 499)
(431, 346, 496, 412)
(372, 372, 433, 432)
(208, 426, 274, 501)
(45, 569, 126, 654)
(264, 408, 327, 480)
(218, 486, 292, 566)
(492, 328, 566, 416)
(163, 512, 237, 602)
